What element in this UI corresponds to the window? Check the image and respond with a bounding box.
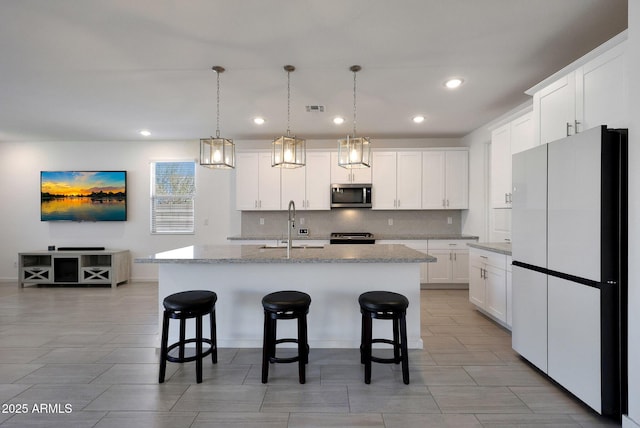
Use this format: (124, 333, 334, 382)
(150, 161, 196, 234)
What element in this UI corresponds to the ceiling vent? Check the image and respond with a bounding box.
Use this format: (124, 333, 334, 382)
(305, 105, 325, 113)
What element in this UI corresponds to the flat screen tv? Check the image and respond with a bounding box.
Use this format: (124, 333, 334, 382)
(40, 171, 127, 221)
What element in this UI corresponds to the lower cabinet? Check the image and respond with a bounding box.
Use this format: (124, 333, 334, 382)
(468, 247, 511, 328)
(427, 240, 474, 284)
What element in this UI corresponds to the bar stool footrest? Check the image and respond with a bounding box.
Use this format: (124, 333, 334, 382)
(166, 338, 213, 363)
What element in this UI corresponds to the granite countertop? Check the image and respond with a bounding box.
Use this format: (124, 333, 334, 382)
(135, 244, 436, 264)
(227, 234, 479, 241)
(467, 242, 512, 255)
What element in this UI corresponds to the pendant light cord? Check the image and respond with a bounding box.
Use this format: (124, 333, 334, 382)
(216, 70, 221, 138)
(286, 69, 291, 137)
(352, 69, 357, 137)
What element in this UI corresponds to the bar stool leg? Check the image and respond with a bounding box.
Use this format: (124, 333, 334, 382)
(360, 311, 366, 364)
(159, 310, 170, 383)
(363, 313, 373, 384)
(392, 314, 401, 364)
(210, 308, 218, 364)
(179, 317, 186, 361)
(297, 314, 307, 384)
(195, 314, 203, 383)
(399, 312, 410, 385)
(261, 312, 271, 383)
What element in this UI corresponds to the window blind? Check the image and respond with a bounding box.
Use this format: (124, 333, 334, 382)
(150, 161, 196, 234)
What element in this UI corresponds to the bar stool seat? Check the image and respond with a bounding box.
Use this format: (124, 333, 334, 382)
(159, 290, 217, 384)
(359, 291, 410, 384)
(261, 290, 311, 384)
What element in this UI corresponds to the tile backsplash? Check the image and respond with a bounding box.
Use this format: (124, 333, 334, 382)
(241, 209, 461, 238)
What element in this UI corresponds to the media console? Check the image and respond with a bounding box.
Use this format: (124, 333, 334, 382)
(19, 249, 130, 288)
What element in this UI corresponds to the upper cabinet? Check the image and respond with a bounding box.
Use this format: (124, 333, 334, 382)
(330, 152, 372, 184)
(490, 111, 534, 209)
(281, 151, 331, 210)
(236, 148, 468, 211)
(236, 152, 281, 210)
(531, 37, 627, 145)
(372, 151, 422, 210)
(422, 150, 468, 210)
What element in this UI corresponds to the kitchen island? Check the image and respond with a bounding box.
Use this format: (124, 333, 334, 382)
(136, 244, 435, 349)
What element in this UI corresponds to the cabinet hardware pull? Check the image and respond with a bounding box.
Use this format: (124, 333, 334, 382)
(446, 199, 450, 207)
(505, 193, 508, 203)
(566, 122, 573, 136)
(449, 253, 452, 261)
(480, 255, 488, 259)
(575, 120, 580, 134)
(442, 199, 446, 207)
(255, 200, 258, 208)
(398, 199, 401, 208)
(454, 253, 457, 261)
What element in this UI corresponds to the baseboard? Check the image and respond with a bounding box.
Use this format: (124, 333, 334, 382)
(421, 283, 469, 290)
(624, 415, 640, 428)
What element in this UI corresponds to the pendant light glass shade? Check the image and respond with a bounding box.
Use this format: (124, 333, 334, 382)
(200, 66, 235, 169)
(338, 65, 371, 169)
(273, 135, 306, 168)
(200, 137, 235, 169)
(272, 65, 306, 168)
(338, 135, 371, 168)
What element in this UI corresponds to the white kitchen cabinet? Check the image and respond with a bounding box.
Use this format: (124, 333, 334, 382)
(579, 41, 627, 131)
(281, 151, 331, 210)
(468, 247, 510, 327)
(491, 111, 535, 210)
(426, 240, 473, 284)
(510, 112, 535, 155)
(490, 122, 512, 208)
(330, 152, 372, 184)
(236, 152, 281, 210)
(422, 150, 468, 209)
(535, 73, 578, 145)
(372, 151, 422, 210)
(531, 39, 627, 145)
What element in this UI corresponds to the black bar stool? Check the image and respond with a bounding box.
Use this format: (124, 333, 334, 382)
(159, 290, 217, 384)
(359, 291, 410, 384)
(261, 290, 311, 384)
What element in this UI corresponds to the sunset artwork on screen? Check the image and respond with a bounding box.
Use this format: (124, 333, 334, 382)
(40, 171, 127, 221)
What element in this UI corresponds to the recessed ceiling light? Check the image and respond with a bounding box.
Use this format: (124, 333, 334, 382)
(444, 78, 464, 89)
(412, 115, 425, 124)
(333, 116, 345, 125)
(253, 117, 265, 125)
(139, 130, 151, 136)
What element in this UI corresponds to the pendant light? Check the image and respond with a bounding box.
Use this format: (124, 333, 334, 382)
(338, 65, 371, 168)
(272, 65, 306, 168)
(200, 66, 235, 169)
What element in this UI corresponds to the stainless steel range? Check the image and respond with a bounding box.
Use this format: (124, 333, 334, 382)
(329, 232, 375, 244)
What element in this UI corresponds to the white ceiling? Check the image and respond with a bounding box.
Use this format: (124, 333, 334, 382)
(0, 0, 627, 143)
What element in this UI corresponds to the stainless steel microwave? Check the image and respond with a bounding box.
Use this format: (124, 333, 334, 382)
(331, 184, 372, 208)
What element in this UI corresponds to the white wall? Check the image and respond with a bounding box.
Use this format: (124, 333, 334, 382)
(625, 1, 639, 426)
(0, 140, 235, 282)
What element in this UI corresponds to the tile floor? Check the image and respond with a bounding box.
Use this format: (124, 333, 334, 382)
(0, 282, 621, 427)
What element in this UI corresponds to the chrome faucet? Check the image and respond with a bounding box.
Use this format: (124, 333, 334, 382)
(287, 200, 296, 259)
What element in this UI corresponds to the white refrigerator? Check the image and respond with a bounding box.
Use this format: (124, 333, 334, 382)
(511, 125, 627, 420)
